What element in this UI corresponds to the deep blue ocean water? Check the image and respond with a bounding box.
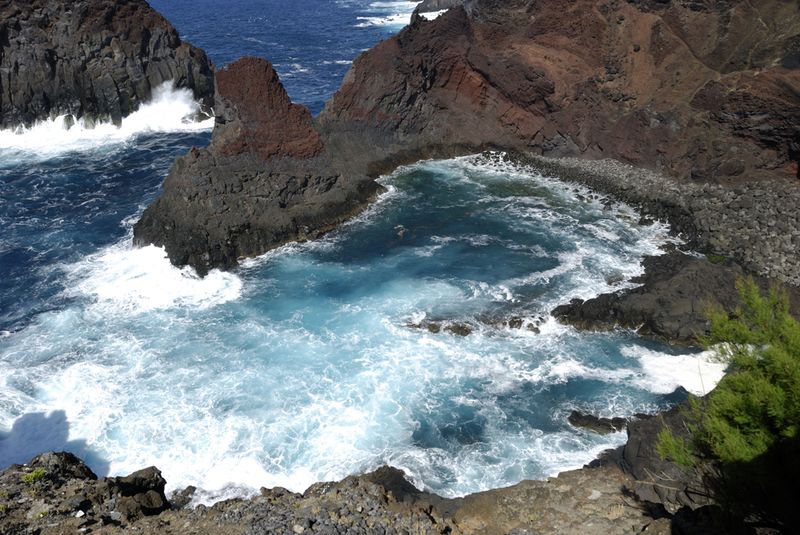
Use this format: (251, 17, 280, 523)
(0, 0, 724, 501)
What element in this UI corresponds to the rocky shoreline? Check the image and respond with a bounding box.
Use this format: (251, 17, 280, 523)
(2, 0, 799, 533)
(518, 154, 800, 287)
(133, 0, 800, 275)
(0, 413, 698, 535)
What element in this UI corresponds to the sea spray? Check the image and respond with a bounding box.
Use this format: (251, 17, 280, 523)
(0, 83, 213, 159)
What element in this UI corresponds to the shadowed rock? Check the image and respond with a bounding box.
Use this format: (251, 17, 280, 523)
(0, 0, 214, 128)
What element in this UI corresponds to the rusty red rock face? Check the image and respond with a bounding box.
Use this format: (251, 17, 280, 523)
(214, 57, 323, 160)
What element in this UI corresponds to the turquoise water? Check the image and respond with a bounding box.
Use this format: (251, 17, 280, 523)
(0, 1, 724, 502)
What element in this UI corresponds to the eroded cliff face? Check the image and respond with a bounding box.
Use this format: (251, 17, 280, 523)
(134, 0, 800, 274)
(322, 0, 800, 181)
(0, 0, 215, 128)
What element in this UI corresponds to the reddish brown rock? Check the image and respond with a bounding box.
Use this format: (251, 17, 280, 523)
(135, 0, 800, 274)
(214, 58, 323, 160)
(133, 57, 379, 275)
(322, 0, 800, 183)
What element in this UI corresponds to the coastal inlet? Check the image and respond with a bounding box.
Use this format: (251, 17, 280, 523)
(0, 153, 725, 501)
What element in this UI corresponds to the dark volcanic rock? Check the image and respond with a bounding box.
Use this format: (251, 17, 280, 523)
(416, 0, 464, 14)
(552, 252, 800, 345)
(568, 410, 627, 435)
(622, 403, 713, 514)
(0, 0, 214, 128)
(0, 452, 171, 533)
(108, 466, 170, 519)
(133, 57, 381, 275)
(135, 0, 800, 274)
(0, 453, 675, 534)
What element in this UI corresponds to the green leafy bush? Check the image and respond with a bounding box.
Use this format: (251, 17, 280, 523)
(20, 468, 46, 485)
(657, 277, 800, 526)
(701, 278, 800, 464)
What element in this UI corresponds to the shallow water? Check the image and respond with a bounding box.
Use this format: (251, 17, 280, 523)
(0, 1, 724, 503)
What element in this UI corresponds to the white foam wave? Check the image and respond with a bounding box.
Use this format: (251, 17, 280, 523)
(62, 241, 242, 314)
(355, 13, 411, 27)
(624, 346, 727, 396)
(419, 9, 448, 20)
(0, 83, 213, 159)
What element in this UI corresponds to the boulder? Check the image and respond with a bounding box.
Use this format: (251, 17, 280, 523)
(567, 411, 627, 435)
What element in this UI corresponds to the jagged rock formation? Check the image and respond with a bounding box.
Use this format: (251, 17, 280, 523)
(0, 0, 214, 128)
(133, 57, 380, 275)
(134, 0, 800, 274)
(322, 0, 800, 181)
(0, 452, 170, 533)
(553, 252, 767, 344)
(551, 250, 800, 344)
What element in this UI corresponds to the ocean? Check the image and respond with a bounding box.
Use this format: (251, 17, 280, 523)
(0, 0, 723, 503)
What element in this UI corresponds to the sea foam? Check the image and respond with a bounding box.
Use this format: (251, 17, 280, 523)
(62, 241, 242, 314)
(0, 153, 725, 501)
(0, 83, 213, 159)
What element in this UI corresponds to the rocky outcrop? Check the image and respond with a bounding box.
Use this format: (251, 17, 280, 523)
(568, 410, 628, 435)
(0, 452, 170, 533)
(0, 0, 214, 128)
(552, 251, 800, 344)
(134, 0, 800, 274)
(213, 58, 323, 160)
(622, 404, 713, 515)
(553, 252, 754, 344)
(133, 57, 381, 275)
(321, 0, 800, 181)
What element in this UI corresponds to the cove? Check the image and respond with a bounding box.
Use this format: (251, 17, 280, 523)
(0, 153, 724, 501)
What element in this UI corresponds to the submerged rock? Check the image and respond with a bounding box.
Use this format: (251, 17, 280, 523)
(568, 411, 627, 435)
(0, 0, 214, 128)
(406, 320, 475, 336)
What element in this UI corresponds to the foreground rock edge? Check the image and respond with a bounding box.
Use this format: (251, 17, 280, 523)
(0, 418, 695, 535)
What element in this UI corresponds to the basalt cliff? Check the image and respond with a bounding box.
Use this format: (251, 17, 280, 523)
(0, 0, 214, 128)
(134, 0, 800, 277)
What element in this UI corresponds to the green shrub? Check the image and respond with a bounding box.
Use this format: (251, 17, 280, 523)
(706, 254, 727, 264)
(701, 278, 800, 464)
(20, 468, 46, 485)
(655, 427, 694, 467)
(657, 277, 800, 526)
